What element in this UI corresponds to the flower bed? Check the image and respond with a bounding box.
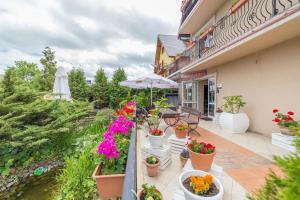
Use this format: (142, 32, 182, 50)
(93, 101, 136, 199)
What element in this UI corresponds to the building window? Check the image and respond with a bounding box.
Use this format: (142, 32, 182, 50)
(182, 81, 198, 109)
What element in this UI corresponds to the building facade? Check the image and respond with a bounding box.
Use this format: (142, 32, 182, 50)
(154, 35, 186, 77)
(159, 0, 300, 136)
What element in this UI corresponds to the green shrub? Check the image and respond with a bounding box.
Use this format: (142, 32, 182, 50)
(248, 132, 300, 200)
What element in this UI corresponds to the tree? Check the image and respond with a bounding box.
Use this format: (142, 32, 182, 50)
(40, 46, 57, 91)
(2, 67, 17, 98)
(92, 68, 109, 108)
(68, 68, 89, 101)
(109, 68, 129, 108)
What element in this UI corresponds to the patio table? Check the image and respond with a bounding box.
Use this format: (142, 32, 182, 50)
(160, 108, 181, 132)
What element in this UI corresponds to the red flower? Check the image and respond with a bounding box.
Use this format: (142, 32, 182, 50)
(201, 147, 207, 154)
(287, 116, 294, 121)
(273, 118, 280, 123)
(272, 109, 279, 113)
(188, 144, 194, 149)
(287, 111, 294, 116)
(206, 143, 215, 149)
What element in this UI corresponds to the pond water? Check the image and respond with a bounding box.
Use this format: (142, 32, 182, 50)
(0, 169, 61, 200)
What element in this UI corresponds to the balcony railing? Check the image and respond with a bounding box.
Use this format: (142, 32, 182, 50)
(181, 0, 199, 24)
(121, 123, 137, 200)
(170, 0, 299, 76)
(167, 56, 191, 76)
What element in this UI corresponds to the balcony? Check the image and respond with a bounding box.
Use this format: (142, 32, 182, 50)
(170, 0, 300, 77)
(180, 0, 199, 25)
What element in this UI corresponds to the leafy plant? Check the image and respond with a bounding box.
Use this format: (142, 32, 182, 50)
(141, 183, 162, 200)
(147, 97, 170, 131)
(176, 124, 188, 131)
(247, 132, 300, 200)
(188, 140, 215, 154)
(222, 95, 246, 114)
(146, 156, 159, 164)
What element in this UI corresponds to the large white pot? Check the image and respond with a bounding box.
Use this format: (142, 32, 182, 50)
(179, 170, 224, 200)
(148, 133, 165, 148)
(219, 112, 249, 133)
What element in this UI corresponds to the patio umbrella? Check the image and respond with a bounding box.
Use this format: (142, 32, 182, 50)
(53, 66, 71, 100)
(120, 73, 178, 105)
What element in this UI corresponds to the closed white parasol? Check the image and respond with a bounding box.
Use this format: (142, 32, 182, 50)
(53, 66, 71, 100)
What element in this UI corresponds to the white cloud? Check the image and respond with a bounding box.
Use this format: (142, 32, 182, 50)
(0, 0, 181, 78)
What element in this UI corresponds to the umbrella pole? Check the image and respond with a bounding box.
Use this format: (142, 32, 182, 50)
(150, 85, 152, 106)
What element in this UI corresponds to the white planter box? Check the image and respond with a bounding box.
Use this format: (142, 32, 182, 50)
(168, 134, 188, 154)
(142, 144, 172, 170)
(178, 170, 224, 200)
(272, 133, 296, 153)
(214, 112, 222, 126)
(148, 132, 165, 148)
(219, 112, 249, 133)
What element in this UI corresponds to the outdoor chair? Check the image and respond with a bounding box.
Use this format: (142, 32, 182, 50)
(180, 107, 201, 135)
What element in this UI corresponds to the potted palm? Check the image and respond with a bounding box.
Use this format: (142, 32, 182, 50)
(138, 183, 163, 200)
(146, 98, 170, 148)
(144, 155, 160, 177)
(179, 170, 224, 200)
(219, 95, 249, 133)
(92, 102, 135, 199)
(179, 149, 189, 167)
(187, 140, 216, 171)
(175, 124, 188, 138)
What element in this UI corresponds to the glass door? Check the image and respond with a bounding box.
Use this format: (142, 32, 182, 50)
(207, 77, 216, 118)
(182, 81, 198, 109)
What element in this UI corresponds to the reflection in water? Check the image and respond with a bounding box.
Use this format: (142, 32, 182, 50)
(0, 169, 61, 200)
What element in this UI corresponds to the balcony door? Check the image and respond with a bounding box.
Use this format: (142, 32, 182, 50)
(207, 77, 216, 118)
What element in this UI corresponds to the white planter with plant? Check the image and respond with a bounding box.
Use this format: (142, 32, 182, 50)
(146, 98, 170, 148)
(179, 170, 224, 200)
(219, 95, 249, 133)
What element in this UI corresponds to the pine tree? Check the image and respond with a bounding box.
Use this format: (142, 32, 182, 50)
(92, 68, 109, 108)
(2, 67, 17, 98)
(68, 68, 89, 101)
(109, 68, 128, 108)
(40, 46, 57, 91)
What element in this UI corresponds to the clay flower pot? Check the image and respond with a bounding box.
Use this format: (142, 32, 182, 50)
(188, 149, 216, 171)
(92, 165, 125, 199)
(144, 159, 160, 177)
(138, 188, 164, 200)
(175, 129, 187, 139)
(179, 155, 188, 168)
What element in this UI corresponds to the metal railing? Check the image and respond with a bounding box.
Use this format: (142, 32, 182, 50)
(181, 0, 199, 24)
(121, 124, 137, 200)
(170, 0, 299, 76)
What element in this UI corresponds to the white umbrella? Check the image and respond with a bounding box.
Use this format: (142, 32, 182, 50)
(53, 66, 71, 100)
(120, 73, 178, 105)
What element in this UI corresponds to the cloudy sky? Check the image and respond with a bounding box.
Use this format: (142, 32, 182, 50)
(0, 0, 181, 79)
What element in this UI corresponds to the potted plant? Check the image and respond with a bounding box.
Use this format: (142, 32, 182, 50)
(219, 95, 249, 133)
(144, 155, 160, 177)
(175, 124, 188, 138)
(180, 149, 189, 167)
(272, 109, 298, 136)
(146, 98, 170, 148)
(179, 170, 224, 200)
(187, 140, 216, 171)
(92, 102, 135, 199)
(138, 183, 163, 200)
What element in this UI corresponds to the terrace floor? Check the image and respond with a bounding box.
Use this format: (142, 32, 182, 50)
(137, 120, 290, 200)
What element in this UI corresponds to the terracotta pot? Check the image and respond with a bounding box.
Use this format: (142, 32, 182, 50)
(92, 165, 125, 199)
(138, 189, 164, 200)
(175, 129, 187, 138)
(188, 149, 216, 172)
(179, 155, 188, 168)
(144, 159, 160, 177)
